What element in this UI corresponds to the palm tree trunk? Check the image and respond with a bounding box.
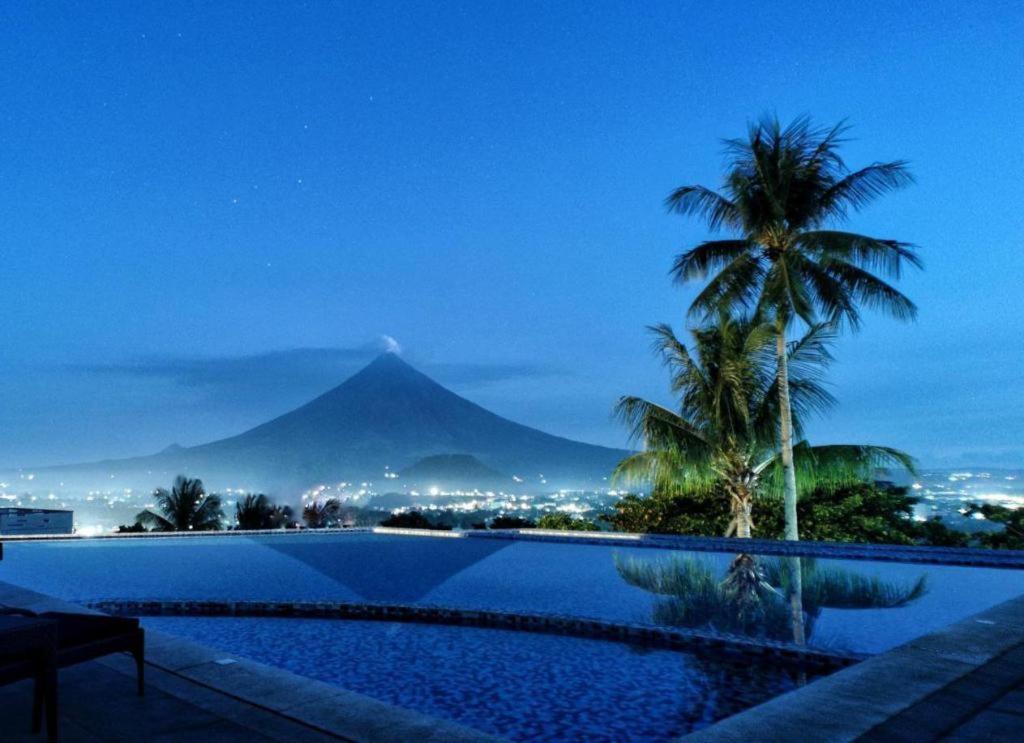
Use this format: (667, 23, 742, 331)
(738, 499, 752, 538)
(736, 492, 753, 538)
(776, 320, 800, 541)
(784, 555, 807, 645)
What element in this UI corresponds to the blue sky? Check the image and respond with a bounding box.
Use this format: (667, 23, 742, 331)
(1, 1, 1022, 468)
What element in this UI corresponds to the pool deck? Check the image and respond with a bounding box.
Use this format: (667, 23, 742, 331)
(0, 581, 501, 743)
(683, 592, 1024, 741)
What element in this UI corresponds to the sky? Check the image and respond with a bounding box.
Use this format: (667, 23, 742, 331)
(0, 1, 1022, 470)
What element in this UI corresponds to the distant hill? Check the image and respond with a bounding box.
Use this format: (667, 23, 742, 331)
(26, 353, 628, 493)
(399, 454, 508, 490)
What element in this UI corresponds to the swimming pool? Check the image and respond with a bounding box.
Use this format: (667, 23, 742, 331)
(141, 615, 818, 741)
(3, 531, 1023, 740)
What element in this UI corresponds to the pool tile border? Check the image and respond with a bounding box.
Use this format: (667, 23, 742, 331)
(87, 599, 861, 671)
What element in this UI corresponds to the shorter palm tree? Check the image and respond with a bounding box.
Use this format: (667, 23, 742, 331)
(135, 476, 224, 531)
(302, 498, 342, 528)
(614, 315, 913, 538)
(235, 494, 294, 530)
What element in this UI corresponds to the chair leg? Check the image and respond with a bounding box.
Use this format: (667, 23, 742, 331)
(134, 630, 146, 696)
(32, 671, 43, 733)
(44, 664, 59, 743)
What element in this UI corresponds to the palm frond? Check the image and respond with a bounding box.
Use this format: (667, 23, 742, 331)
(803, 569, 927, 610)
(756, 259, 816, 326)
(134, 510, 174, 532)
(786, 322, 837, 377)
(749, 323, 835, 446)
(787, 253, 860, 328)
(615, 553, 717, 597)
(611, 450, 718, 493)
(757, 443, 917, 495)
(799, 231, 923, 277)
(193, 493, 224, 530)
(613, 396, 710, 454)
(671, 240, 752, 282)
(688, 253, 766, 319)
(819, 162, 915, 218)
(664, 185, 741, 231)
(820, 260, 918, 322)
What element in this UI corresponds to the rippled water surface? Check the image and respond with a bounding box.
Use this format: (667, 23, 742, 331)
(142, 616, 818, 742)
(4, 532, 1023, 655)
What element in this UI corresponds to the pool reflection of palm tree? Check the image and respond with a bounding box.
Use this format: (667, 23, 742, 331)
(615, 553, 926, 645)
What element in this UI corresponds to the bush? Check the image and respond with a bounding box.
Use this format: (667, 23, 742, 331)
(379, 511, 452, 531)
(759, 484, 921, 544)
(961, 504, 1024, 549)
(489, 515, 536, 529)
(605, 484, 969, 546)
(536, 513, 599, 531)
(603, 489, 730, 536)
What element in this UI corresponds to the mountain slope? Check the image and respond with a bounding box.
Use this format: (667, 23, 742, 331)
(34, 354, 628, 491)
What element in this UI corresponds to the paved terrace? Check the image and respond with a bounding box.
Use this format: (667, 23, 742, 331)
(0, 581, 498, 743)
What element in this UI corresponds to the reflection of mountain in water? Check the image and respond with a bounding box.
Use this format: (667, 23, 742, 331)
(261, 534, 512, 603)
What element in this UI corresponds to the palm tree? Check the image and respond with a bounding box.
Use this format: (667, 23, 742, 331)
(615, 552, 926, 644)
(235, 493, 294, 530)
(302, 497, 342, 528)
(135, 476, 224, 531)
(614, 315, 913, 539)
(667, 115, 921, 540)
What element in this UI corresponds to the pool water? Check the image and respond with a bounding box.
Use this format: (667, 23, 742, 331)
(141, 615, 820, 742)
(5, 532, 1024, 740)
(4, 532, 1023, 654)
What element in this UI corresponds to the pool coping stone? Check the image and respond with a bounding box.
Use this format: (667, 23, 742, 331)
(680, 592, 1024, 741)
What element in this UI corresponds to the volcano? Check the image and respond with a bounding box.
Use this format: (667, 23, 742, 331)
(35, 353, 628, 492)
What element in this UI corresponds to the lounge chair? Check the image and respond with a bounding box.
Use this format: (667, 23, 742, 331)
(0, 542, 145, 740)
(0, 615, 59, 742)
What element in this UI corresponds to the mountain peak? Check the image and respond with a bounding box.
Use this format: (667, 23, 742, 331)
(350, 352, 425, 385)
(366, 351, 411, 369)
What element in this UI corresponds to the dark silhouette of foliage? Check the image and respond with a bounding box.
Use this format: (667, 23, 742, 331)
(489, 515, 536, 529)
(604, 489, 731, 535)
(134, 476, 224, 532)
(116, 522, 147, 534)
(536, 513, 599, 531)
(235, 493, 294, 530)
(961, 504, 1024, 549)
(302, 498, 342, 528)
(606, 484, 966, 547)
(379, 511, 452, 530)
